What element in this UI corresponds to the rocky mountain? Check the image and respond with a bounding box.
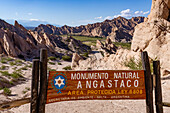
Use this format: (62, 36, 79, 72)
(0, 20, 91, 59)
(71, 0, 170, 76)
(131, 0, 170, 75)
(34, 16, 145, 42)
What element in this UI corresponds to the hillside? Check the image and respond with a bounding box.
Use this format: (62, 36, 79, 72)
(0, 20, 91, 59)
(34, 16, 145, 42)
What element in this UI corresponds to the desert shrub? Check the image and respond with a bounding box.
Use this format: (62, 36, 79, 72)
(15, 59, 23, 64)
(22, 90, 27, 94)
(0, 65, 7, 70)
(9, 62, 17, 66)
(124, 57, 143, 70)
(6, 57, 13, 61)
(0, 59, 7, 64)
(82, 52, 89, 57)
(9, 81, 14, 85)
(63, 66, 72, 70)
(12, 67, 17, 70)
(20, 66, 28, 70)
(49, 69, 56, 71)
(48, 56, 57, 61)
(11, 71, 23, 78)
(3, 88, 11, 96)
(113, 42, 131, 50)
(0, 71, 11, 76)
(58, 62, 62, 65)
(62, 55, 71, 61)
(0, 70, 23, 78)
(25, 87, 30, 91)
(28, 64, 32, 68)
(49, 62, 55, 65)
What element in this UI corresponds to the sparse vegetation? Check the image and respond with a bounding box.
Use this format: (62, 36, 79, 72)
(63, 66, 72, 70)
(49, 62, 55, 65)
(62, 55, 71, 61)
(113, 42, 131, 50)
(22, 90, 27, 94)
(0, 70, 23, 78)
(60, 35, 106, 46)
(15, 59, 23, 64)
(22, 87, 30, 94)
(6, 57, 14, 61)
(49, 69, 56, 71)
(58, 62, 62, 65)
(124, 57, 143, 70)
(0, 71, 11, 76)
(25, 87, 30, 91)
(0, 65, 8, 70)
(9, 61, 17, 66)
(3, 87, 11, 96)
(48, 56, 57, 61)
(82, 52, 89, 57)
(20, 66, 28, 70)
(0, 59, 7, 64)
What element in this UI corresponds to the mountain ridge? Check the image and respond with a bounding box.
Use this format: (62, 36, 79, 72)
(34, 16, 145, 42)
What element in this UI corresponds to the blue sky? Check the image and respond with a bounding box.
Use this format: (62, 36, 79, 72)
(0, 0, 152, 27)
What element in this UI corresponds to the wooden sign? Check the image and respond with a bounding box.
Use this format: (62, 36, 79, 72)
(46, 70, 146, 104)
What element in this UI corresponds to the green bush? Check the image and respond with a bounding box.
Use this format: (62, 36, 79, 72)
(15, 59, 23, 64)
(20, 66, 28, 70)
(124, 57, 143, 70)
(28, 64, 32, 68)
(49, 62, 55, 65)
(82, 52, 89, 57)
(0, 71, 11, 76)
(11, 71, 23, 78)
(0, 59, 7, 64)
(49, 69, 56, 71)
(62, 55, 71, 61)
(113, 42, 131, 50)
(63, 66, 72, 70)
(9, 62, 17, 66)
(6, 57, 13, 61)
(0, 70, 23, 78)
(25, 87, 30, 91)
(3, 88, 11, 96)
(0, 65, 7, 70)
(48, 56, 57, 61)
(58, 62, 62, 65)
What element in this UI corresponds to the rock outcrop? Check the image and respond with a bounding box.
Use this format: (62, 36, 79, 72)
(131, 0, 170, 75)
(0, 20, 91, 59)
(34, 16, 145, 42)
(72, 49, 140, 70)
(96, 38, 118, 56)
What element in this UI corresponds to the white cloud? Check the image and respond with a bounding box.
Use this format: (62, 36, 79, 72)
(104, 9, 150, 20)
(104, 16, 113, 20)
(143, 11, 150, 15)
(135, 11, 149, 15)
(30, 19, 39, 21)
(28, 13, 32, 15)
(94, 16, 102, 20)
(115, 9, 132, 18)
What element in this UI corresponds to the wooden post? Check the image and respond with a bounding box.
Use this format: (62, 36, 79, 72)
(38, 48, 48, 113)
(153, 61, 163, 113)
(31, 59, 40, 113)
(141, 51, 154, 113)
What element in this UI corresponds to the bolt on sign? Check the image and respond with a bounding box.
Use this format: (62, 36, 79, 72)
(46, 70, 146, 104)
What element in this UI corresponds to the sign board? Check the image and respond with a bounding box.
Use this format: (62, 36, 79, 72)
(46, 70, 146, 104)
